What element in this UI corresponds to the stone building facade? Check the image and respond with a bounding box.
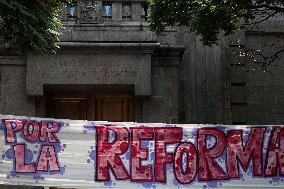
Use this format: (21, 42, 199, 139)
(0, 0, 284, 127)
(0, 1, 284, 189)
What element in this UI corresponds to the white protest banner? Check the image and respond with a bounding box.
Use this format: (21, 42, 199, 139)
(0, 115, 284, 188)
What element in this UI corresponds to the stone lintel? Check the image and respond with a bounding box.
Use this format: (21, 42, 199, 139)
(26, 52, 152, 97)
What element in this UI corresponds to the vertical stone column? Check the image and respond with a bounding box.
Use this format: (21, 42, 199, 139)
(132, 2, 141, 21)
(59, 3, 68, 21)
(112, 1, 122, 21)
(0, 56, 36, 116)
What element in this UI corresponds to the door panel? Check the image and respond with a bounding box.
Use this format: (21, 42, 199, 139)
(96, 96, 133, 122)
(49, 94, 133, 122)
(102, 98, 125, 121)
(52, 98, 87, 120)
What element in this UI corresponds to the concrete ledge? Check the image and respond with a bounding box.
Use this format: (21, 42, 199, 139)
(58, 42, 160, 50)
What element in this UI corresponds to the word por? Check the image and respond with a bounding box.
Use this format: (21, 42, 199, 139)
(3, 119, 61, 173)
(96, 126, 283, 184)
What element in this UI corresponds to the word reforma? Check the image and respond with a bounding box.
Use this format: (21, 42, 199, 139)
(95, 126, 281, 183)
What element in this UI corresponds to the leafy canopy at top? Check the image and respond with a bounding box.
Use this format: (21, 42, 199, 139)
(0, 0, 72, 54)
(148, 0, 284, 45)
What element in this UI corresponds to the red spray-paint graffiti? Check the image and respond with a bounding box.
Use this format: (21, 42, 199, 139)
(3, 119, 62, 173)
(95, 126, 284, 184)
(2, 119, 284, 185)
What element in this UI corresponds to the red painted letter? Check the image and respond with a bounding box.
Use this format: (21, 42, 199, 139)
(96, 126, 130, 181)
(14, 144, 36, 173)
(174, 142, 197, 184)
(40, 122, 60, 143)
(155, 127, 182, 182)
(4, 120, 23, 143)
(198, 128, 227, 181)
(131, 127, 154, 181)
(23, 121, 40, 142)
(227, 128, 265, 177)
(265, 127, 284, 176)
(37, 145, 60, 172)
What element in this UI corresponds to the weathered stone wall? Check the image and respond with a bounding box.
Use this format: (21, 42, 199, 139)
(140, 52, 180, 123)
(226, 32, 284, 125)
(1, 22, 284, 126)
(245, 35, 284, 124)
(0, 0, 183, 125)
(177, 30, 226, 124)
(0, 56, 36, 117)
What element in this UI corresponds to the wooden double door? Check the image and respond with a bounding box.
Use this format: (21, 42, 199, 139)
(48, 93, 133, 189)
(48, 94, 134, 122)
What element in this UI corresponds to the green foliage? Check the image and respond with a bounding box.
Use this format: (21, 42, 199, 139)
(148, 0, 284, 46)
(0, 0, 71, 54)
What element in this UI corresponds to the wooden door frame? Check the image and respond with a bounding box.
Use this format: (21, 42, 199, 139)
(46, 92, 134, 121)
